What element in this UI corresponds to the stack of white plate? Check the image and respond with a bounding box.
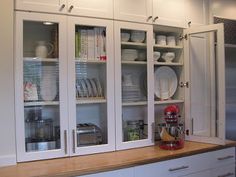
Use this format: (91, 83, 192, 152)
(121, 49, 138, 61)
(40, 65, 58, 101)
(122, 85, 141, 102)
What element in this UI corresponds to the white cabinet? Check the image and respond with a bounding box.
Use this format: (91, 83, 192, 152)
(114, 0, 153, 24)
(114, 21, 155, 150)
(15, 11, 69, 162)
(134, 148, 235, 177)
(79, 168, 134, 177)
(184, 0, 209, 27)
(153, 0, 185, 28)
(67, 17, 115, 156)
(15, 0, 113, 19)
(15, 11, 115, 161)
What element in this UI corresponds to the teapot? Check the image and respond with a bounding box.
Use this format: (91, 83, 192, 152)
(35, 41, 54, 58)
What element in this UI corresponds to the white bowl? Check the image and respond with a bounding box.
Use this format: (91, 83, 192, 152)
(130, 30, 145, 43)
(162, 52, 175, 62)
(167, 36, 176, 46)
(153, 51, 161, 61)
(121, 32, 130, 42)
(156, 35, 166, 45)
(137, 51, 146, 61)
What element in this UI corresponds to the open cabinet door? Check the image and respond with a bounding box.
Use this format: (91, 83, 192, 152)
(184, 24, 225, 145)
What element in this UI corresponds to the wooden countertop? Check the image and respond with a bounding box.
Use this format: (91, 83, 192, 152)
(0, 140, 236, 177)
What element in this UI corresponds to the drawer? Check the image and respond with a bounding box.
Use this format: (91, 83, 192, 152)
(134, 153, 212, 177)
(79, 168, 134, 177)
(209, 147, 235, 168)
(211, 164, 235, 177)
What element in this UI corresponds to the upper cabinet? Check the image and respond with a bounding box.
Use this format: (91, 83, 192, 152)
(114, 0, 153, 24)
(184, 0, 209, 27)
(152, 0, 185, 28)
(15, 0, 113, 19)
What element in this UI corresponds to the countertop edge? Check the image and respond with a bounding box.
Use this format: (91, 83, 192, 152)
(47, 141, 236, 177)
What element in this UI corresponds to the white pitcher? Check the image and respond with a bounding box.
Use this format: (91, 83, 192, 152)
(35, 41, 54, 58)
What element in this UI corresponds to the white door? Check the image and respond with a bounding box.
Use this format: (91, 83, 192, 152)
(184, 0, 209, 27)
(114, 21, 154, 150)
(67, 17, 115, 155)
(184, 24, 225, 145)
(114, 0, 153, 24)
(15, 11, 68, 162)
(15, 0, 67, 14)
(153, 0, 185, 28)
(67, 0, 113, 19)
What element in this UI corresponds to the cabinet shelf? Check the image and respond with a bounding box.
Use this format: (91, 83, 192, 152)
(154, 61, 183, 66)
(122, 61, 147, 65)
(122, 101, 147, 106)
(121, 41, 147, 49)
(76, 98, 107, 104)
(153, 44, 183, 50)
(154, 99, 184, 105)
(75, 59, 106, 64)
(24, 57, 59, 62)
(24, 101, 59, 107)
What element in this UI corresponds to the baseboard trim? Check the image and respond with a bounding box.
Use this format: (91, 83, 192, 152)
(0, 154, 16, 167)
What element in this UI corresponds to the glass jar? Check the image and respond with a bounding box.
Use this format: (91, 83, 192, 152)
(125, 120, 144, 141)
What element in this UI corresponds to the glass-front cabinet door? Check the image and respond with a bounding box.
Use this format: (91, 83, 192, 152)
(68, 17, 115, 155)
(15, 12, 68, 162)
(184, 24, 225, 144)
(114, 21, 154, 150)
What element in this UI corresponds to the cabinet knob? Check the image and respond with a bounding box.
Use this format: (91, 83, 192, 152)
(68, 5, 74, 12)
(153, 16, 159, 23)
(147, 16, 152, 22)
(60, 4, 65, 11)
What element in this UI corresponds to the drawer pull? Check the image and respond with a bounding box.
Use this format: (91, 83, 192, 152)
(72, 129, 76, 153)
(218, 172, 234, 177)
(64, 130, 68, 154)
(217, 155, 234, 160)
(168, 166, 189, 172)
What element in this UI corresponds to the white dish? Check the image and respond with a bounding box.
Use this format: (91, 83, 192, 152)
(167, 36, 176, 46)
(93, 78, 102, 97)
(130, 30, 145, 43)
(154, 66, 177, 100)
(80, 79, 88, 97)
(89, 79, 98, 97)
(121, 49, 138, 61)
(85, 78, 93, 97)
(162, 52, 175, 63)
(156, 35, 166, 45)
(121, 32, 130, 42)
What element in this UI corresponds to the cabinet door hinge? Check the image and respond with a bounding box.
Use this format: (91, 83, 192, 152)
(180, 81, 189, 88)
(179, 34, 188, 41)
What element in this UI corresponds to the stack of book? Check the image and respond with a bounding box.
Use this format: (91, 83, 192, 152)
(75, 27, 106, 61)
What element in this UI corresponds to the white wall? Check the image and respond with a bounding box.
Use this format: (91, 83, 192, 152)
(0, 0, 16, 166)
(210, 0, 236, 20)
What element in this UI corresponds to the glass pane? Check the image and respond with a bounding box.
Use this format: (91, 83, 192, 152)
(75, 25, 107, 147)
(23, 21, 60, 152)
(189, 31, 218, 138)
(120, 29, 148, 142)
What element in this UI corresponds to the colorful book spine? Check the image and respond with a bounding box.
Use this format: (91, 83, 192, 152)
(100, 28, 106, 61)
(80, 29, 88, 60)
(94, 27, 100, 61)
(87, 29, 95, 61)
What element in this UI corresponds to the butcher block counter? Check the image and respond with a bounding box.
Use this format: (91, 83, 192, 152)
(0, 140, 236, 177)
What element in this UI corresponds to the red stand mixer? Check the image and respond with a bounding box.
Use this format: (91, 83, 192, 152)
(157, 105, 184, 150)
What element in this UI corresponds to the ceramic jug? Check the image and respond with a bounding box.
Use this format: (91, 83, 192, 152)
(35, 41, 54, 58)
